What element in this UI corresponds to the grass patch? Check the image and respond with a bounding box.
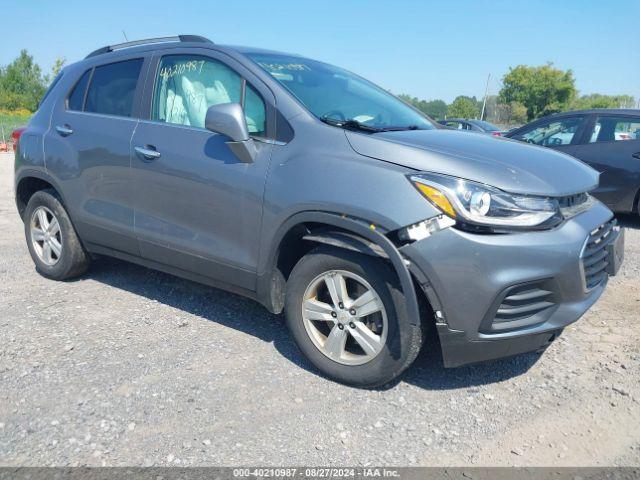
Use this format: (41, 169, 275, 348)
(0, 109, 32, 141)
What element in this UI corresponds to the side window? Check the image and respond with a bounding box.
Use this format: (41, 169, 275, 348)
(85, 59, 143, 117)
(152, 55, 266, 135)
(67, 69, 91, 111)
(244, 84, 266, 136)
(515, 117, 584, 146)
(589, 116, 640, 143)
(445, 121, 463, 130)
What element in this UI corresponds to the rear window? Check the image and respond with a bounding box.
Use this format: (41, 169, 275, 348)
(67, 69, 91, 111)
(84, 59, 143, 117)
(39, 72, 64, 107)
(589, 116, 640, 143)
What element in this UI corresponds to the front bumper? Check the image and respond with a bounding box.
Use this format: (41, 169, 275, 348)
(400, 200, 620, 367)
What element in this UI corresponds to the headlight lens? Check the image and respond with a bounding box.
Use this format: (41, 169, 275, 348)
(411, 173, 562, 230)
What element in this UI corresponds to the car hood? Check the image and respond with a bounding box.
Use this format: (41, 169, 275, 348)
(345, 129, 599, 197)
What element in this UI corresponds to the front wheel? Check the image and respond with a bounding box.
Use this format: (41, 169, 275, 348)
(284, 246, 424, 387)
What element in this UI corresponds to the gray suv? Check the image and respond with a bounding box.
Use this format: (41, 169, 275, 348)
(14, 35, 624, 387)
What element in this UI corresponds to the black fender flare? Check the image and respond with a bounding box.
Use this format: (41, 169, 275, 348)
(302, 228, 389, 259)
(258, 211, 421, 326)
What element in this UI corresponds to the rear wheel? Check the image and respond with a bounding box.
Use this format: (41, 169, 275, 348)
(24, 189, 90, 280)
(284, 246, 423, 387)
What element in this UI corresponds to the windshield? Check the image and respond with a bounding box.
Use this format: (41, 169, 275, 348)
(247, 53, 435, 131)
(471, 120, 500, 131)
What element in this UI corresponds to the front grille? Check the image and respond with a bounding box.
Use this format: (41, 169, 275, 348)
(483, 281, 556, 333)
(558, 192, 594, 219)
(581, 219, 616, 290)
(558, 192, 588, 208)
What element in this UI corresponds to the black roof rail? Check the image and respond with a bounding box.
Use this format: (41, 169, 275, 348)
(85, 35, 213, 59)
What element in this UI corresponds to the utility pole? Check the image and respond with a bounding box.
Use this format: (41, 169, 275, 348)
(480, 73, 491, 121)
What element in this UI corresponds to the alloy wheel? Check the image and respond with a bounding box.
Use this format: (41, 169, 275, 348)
(30, 206, 63, 266)
(301, 270, 388, 366)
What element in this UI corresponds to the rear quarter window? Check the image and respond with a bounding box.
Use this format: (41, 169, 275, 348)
(67, 69, 91, 111)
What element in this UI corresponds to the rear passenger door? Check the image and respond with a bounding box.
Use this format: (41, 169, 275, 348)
(45, 55, 149, 255)
(130, 49, 275, 290)
(572, 114, 640, 211)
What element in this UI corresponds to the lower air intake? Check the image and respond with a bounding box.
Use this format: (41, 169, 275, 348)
(483, 281, 556, 333)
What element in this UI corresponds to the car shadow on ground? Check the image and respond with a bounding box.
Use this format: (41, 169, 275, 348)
(84, 256, 541, 392)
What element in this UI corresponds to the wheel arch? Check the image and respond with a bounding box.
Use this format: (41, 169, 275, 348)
(256, 211, 422, 326)
(15, 170, 67, 221)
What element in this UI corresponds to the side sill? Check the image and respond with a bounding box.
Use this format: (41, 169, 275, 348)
(86, 242, 261, 305)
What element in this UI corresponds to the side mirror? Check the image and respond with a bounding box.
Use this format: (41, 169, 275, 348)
(205, 103, 257, 163)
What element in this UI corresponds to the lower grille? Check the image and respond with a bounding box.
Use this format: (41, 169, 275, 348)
(483, 281, 556, 333)
(581, 219, 615, 290)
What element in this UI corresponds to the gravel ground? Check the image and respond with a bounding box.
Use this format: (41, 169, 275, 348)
(0, 152, 639, 467)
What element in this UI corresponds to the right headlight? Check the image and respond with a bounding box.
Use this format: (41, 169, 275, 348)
(410, 173, 563, 231)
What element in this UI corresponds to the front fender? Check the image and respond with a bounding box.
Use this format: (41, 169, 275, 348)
(257, 210, 421, 326)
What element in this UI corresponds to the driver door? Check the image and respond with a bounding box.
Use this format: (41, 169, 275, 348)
(130, 49, 275, 291)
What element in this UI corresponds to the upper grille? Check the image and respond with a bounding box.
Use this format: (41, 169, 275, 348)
(558, 192, 594, 219)
(581, 219, 616, 290)
(558, 192, 588, 209)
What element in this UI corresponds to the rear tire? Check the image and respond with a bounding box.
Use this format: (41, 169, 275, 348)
(24, 189, 90, 280)
(284, 246, 423, 387)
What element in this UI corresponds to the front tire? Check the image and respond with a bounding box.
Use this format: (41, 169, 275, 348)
(24, 189, 90, 280)
(284, 246, 423, 387)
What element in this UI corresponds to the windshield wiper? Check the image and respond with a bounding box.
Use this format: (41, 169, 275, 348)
(378, 125, 423, 132)
(320, 117, 384, 133)
(321, 117, 427, 133)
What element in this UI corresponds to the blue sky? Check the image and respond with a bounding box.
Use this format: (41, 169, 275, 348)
(3, 0, 639, 103)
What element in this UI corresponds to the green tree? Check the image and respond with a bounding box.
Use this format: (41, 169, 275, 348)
(422, 99, 448, 120)
(398, 95, 448, 120)
(447, 95, 479, 119)
(570, 93, 635, 110)
(0, 50, 47, 112)
(499, 63, 577, 121)
(509, 101, 528, 124)
(49, 57, 66, 80)
(398, 94, 421, 110)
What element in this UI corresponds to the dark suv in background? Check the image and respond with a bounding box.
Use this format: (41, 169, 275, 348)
(507, 109, 640, 216)
(13, 36, 623, 387)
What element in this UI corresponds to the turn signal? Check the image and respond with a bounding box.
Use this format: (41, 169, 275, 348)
(414, 182, 457, 218)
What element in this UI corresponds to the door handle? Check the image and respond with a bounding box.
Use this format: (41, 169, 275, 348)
(134, 146, 161, 160)
(632, 152, 640, 160)
(55, 125, 73, 136)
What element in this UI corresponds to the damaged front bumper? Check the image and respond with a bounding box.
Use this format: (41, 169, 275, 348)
(399, 200, 622, 367)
